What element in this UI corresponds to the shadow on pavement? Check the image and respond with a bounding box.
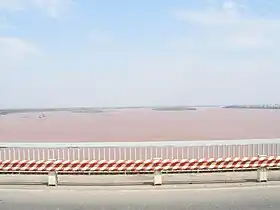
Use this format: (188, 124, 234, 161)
(0, 181, 48, 186)
(0, 178, 279, 187)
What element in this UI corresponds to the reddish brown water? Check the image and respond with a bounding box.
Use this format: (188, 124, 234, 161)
(1, 108, 280, 142)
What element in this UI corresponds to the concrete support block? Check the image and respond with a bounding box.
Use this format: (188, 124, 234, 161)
(48, 171, 58, 186)
(153, 171, 163, 185)
(153, 157, 163, 186)
(257, 154, 268, 182)
(257, 167, 268, 182)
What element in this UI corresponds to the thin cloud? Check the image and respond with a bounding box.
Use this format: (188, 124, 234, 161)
(173, 0, 280, 49)
(0, 37, 41, 66)
(88, 30, 114, 46)
(33, 0, 74, 19)
(0, 15, 15, 29)
(0, 0, 74, 19)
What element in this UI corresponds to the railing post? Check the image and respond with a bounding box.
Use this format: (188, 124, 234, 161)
(257, 155, 268, 182)
(153, 158, 163, 185)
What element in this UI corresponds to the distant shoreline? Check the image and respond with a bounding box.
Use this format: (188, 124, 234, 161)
(223, 105, 280, 109)
(1, 105, 280, 116)
(152, 107, 197, 111)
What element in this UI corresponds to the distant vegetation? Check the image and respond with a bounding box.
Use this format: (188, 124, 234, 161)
(70, 109, 104, 113)
(0, 108, 104, 116)
(223, 105, 280, 109)
(0, 106, 200, 115)
(152, 106, 197, 111)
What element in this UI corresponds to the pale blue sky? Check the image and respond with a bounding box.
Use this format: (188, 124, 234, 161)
(1, 0, 280, 108)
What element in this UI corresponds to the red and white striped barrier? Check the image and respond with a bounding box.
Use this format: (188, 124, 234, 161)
(1, 156, 280, 172)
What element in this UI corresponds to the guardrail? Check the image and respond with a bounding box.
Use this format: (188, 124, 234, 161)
(0, 138, 280, 160)
(0, 155, 278, 186)
(1, 156, 277, 173)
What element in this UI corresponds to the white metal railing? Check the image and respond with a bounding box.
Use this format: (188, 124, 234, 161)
(0, 139, 279, 160)
(0, 138, 280, 148)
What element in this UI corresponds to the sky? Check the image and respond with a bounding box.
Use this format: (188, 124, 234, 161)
(0, 0, 280, 108)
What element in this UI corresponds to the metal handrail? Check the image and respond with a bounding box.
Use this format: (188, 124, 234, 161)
(0, 138, 279, 148)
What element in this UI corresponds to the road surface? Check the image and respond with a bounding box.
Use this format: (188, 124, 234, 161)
(0, 184, 279, 209)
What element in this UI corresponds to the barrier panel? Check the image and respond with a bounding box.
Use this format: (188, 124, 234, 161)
(1, 156, 279, 173)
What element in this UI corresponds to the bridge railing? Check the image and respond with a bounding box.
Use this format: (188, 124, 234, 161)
(0, 139, 280, 160)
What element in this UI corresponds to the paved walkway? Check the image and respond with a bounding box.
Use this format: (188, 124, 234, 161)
(1, 182, 280, 210)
